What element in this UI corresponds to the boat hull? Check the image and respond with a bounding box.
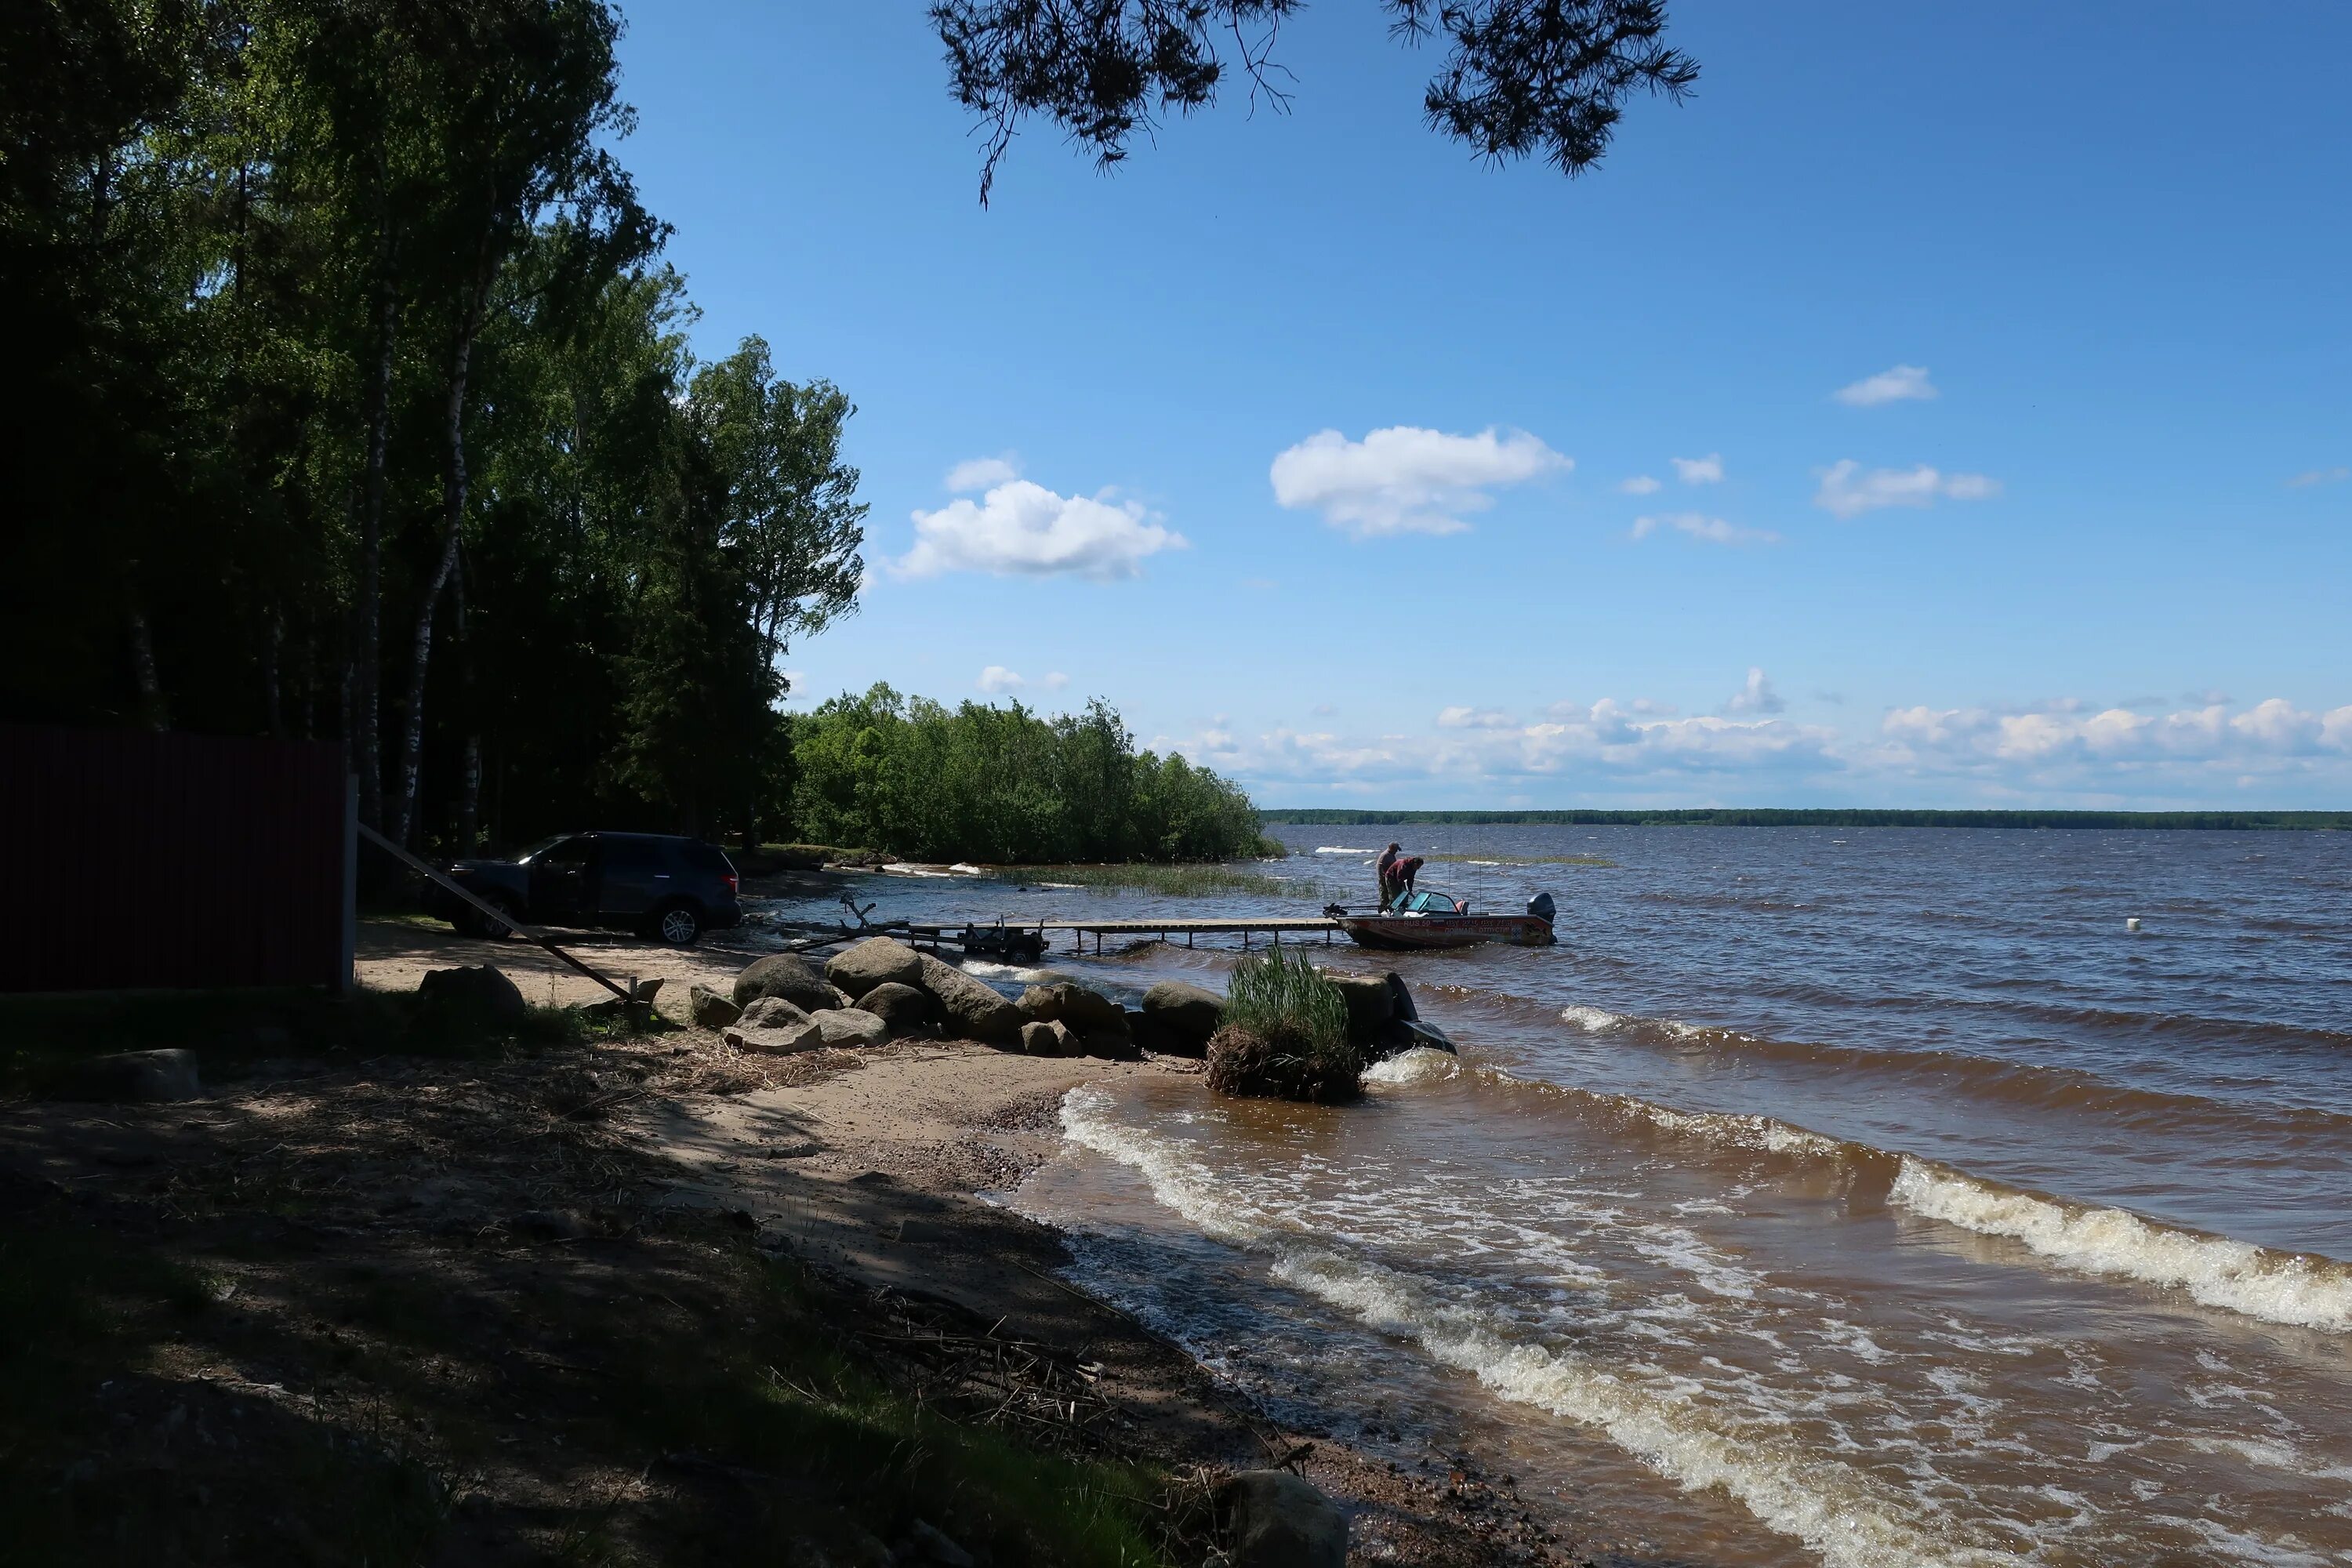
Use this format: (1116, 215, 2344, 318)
(1338, 914, 1555, 950)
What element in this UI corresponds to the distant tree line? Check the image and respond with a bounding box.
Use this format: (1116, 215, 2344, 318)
(1261, 809, 2352, 831)
(2, 0, 863, 851)
(793, 686, 1271, 863)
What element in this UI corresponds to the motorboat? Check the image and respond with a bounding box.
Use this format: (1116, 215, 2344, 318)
(1326, 887, 1557, 951)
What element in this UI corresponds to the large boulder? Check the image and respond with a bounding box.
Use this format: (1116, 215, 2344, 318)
(726, 1020, 823, 1055)
(732, 953, 835, 1013)
(915, 953, 1023, 1045)
(1018, 981, 1123, 1031)
(419, 964, 527, 1023)
(1319, 970, 1393, 1044)
(53, 1048, 201, 1104)
(688, 984, 742, 1028)
(853, 982, 934, 1036)
(809, 1009, 891, 1047)
(740, 995, 813, 1030)
(1142, 979, 1222, 1047)
(1221, 1471, 1346, 1568)
(1080, 1009, 1137, 1060)
(826, 937, 924, 1000)
(1021, 1019, 1081, 1058)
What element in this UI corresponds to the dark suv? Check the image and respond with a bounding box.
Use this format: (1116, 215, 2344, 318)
(432, 832, 742, 946)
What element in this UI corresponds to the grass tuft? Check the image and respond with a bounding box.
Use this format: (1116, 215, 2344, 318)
(1206, 947, 1360, 1104)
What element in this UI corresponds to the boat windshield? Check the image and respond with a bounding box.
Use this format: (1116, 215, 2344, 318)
(1392, 889, 1467, 914)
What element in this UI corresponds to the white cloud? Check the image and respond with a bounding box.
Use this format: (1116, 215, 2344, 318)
(1835, 365, 1938, 407)
(1269, 425, 1569, 538)
(1184, 691, 2352, 805)
(1631, 512, 1780, 545)
(895, 479, 1185, 580)
(945, 454, 1022, 492)
(1619, 475, 1663, 495)
(1671, 453, 1725, 485)
(2288, 466, 2349, 488)
(1815, 459, 2002, 518)
(977, 666, 1071, 695)
(1725, 667, 1785, 715)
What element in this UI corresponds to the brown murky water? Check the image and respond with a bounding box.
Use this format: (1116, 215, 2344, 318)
(764, 826, 2352, 1566)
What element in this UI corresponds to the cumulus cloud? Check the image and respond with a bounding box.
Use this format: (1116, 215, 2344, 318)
(1269, 425, 1569, 538)
(1815, 459, 2002, 518)
(895, 479, 1185, 580)
(1724, 667, 1786, 714)
(1835, 365, 1938, 407)
(1182, 691, 2352, 804)
(1619, 474, 1663, 495)
(975, 666, 1072, 695)
(2288, 466, 2350, 488)
(1631, 513, 1780, 546)
(945, 454, 1022, 492)
(1671, 453, 1725, 485)
(1879, 697, 2352, 768)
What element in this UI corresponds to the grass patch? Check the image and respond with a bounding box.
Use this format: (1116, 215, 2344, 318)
(1207, 947, 1360, 1104)
(1003, 864, 1315, 899)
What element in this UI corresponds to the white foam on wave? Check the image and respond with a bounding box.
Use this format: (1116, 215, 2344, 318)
(1559, 1004, 1625, 1033)
(1058, 1089, 2018, 1568)
(1889, 1158, 2352, 1334)
(1363, 1047, 1460, 1086)
(1314, 845, 1375, 855)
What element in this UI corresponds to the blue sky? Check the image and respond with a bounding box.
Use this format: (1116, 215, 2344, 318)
(612, 3, 2350, 808)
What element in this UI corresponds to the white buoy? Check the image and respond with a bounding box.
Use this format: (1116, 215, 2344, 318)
(2126, 916, 2143, 933)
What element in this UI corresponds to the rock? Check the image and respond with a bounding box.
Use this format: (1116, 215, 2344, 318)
(740, 995, 812, 1029)
(1142, 979, 1223, 1046)
(1129, 1011, 1186, 1058)
(1220, 1470, 1346, 1568)
(1320, 970, 1394, 1044)
(808, 1008, 891, 1048)
(826, 936, 924, 999)
(829, 984, 855, 1010)
(52, 1047, 201, 1104)
(688, 984, 742, 1028)
(725, 1020, 824, 1055)
(855, 981, 934, 1036)
(1021, 1019, 1082, 1057)
(418, 964, 527, 1023)
(916, 953, 1023, 1045)
(731, 952, 835, 1013)
(1080, 1009, 1137, 1060)
(1018, 980, 1123, 1032)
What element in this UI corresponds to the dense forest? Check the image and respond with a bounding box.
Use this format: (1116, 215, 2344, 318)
(1261, 809, 2352, 831)
(793, 686, 1271, 863)
(2, 1, 863, 850)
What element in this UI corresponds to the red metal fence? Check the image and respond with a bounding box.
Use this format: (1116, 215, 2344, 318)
(0, 725, 354, 994)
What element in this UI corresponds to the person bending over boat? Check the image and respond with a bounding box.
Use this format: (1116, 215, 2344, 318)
(1387, 855, 1425, 910)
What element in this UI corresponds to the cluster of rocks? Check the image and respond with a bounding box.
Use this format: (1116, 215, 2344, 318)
(691, 935, 1229, 1061)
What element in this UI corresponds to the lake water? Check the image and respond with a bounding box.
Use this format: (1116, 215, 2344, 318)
(751, 826, 2352, 1566)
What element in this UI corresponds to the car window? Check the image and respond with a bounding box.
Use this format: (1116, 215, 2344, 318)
(532, 836, 589, 866)
(602, 838, 659, 875)
(678, 841, 729, 873)
(516, 835, 572, 862)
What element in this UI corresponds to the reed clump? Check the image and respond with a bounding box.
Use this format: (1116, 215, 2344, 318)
(1205, 946, 1361, 1104)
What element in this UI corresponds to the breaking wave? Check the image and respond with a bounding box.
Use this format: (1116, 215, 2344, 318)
(1058, 1087, 2021, 1568)
(1888, 1160, 2352, 1334)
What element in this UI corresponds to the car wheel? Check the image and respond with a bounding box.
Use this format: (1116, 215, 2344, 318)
(652, 902, 702, 946)
(460, 898, 519, 939)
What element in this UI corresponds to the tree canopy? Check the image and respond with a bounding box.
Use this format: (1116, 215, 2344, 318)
(0, 0, 864, 851)
(930, 0, 1698, 202)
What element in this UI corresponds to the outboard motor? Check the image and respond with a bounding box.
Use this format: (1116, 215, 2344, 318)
(1527, 891, 1558, 925)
